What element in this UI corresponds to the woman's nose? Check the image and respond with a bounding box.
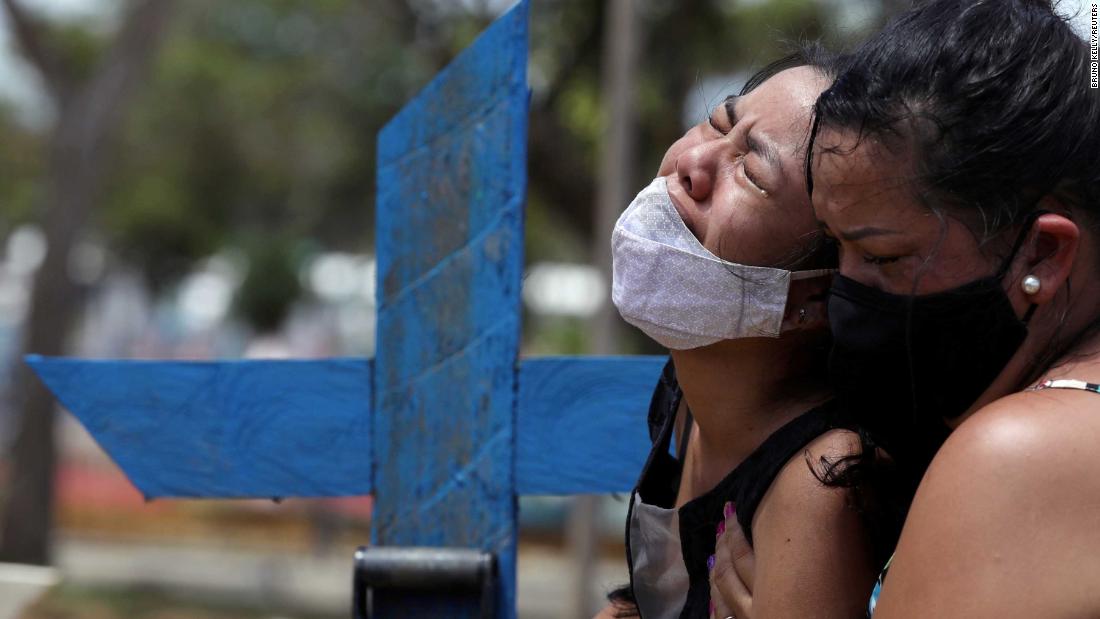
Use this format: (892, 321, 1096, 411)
(675, 139, 726, 202)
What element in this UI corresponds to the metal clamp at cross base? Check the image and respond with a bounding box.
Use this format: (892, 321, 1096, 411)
(352, 547, 497, 619)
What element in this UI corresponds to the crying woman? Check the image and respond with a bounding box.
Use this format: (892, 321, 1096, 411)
(595, 49, 921, 619)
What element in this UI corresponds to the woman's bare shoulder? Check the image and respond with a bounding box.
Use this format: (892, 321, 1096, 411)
(939, 387, 1100, 482)
(875, 390, 1100, 616)
(756, 428, 863, 522)
(909, 388, 1100, 524)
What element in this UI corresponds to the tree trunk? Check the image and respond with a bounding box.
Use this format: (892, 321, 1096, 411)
(0, 0, 176, 565)
(568, 1, 640, 616)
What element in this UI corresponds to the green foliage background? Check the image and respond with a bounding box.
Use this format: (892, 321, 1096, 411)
(0, 0, 891, 349)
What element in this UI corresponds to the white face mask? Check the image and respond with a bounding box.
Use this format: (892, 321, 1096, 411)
(611, 176, 832, 350)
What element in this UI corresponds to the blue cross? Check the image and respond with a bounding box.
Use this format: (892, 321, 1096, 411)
(27, 3, 664, 616)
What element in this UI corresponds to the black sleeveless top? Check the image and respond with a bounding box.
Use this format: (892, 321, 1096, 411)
(626, 359, 865, 618)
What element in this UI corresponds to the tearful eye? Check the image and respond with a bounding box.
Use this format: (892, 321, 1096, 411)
(738, 155, 768, 196)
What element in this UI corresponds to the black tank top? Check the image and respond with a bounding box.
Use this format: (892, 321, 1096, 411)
(626, 359, 864, 618)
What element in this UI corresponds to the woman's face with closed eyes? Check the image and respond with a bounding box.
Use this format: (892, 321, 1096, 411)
(657, 66, 832, 268)
(809, 128, 1007, 296)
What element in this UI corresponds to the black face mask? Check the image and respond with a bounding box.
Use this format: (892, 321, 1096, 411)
(827, 219, 1039, 475)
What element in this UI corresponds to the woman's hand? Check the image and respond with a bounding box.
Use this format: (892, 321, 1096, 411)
(709, 501, 757, 619)
(592, 599, 637, 619)
(592, 603, 624, 619)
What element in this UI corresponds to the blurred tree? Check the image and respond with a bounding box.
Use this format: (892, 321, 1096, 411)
(233, 237, 303, 335)
(69, 0, 861, 342)
(0, 103, 42, 226)
(0, 0, 176, 565)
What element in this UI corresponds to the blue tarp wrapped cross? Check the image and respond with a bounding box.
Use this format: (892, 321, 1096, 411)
(27, 2, 664, 616)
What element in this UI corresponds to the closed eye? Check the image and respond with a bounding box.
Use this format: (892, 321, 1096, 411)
(739, 156, 768, 195)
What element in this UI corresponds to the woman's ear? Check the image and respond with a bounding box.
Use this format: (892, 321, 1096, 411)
(781, 274, 832, 332)
(1009, 211, 1079, 309)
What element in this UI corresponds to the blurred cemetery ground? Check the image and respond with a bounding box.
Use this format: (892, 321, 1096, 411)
(5, 0, 1071, 616)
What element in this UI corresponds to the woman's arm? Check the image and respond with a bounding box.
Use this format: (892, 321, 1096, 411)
(712, 428, 878, 618)
(874, 392, 1100, 618)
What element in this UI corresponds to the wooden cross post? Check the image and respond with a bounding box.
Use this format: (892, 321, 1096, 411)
(28, 2, 664, 616)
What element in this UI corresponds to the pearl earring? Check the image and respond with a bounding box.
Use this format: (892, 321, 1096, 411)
(1021, 275, 1041, 295)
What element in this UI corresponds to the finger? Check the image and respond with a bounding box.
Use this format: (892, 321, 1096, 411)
(721, 503, 756, 593)
(711, 547, 753, 619)
(712, 505, 753, 618)
(710, 572, 735, 618)
(709, 556, 734, 618)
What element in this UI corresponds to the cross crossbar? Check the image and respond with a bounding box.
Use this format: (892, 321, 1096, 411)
(27, 355, 662, 500)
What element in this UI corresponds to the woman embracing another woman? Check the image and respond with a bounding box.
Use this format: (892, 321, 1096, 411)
(709, 0, 1100, 617)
